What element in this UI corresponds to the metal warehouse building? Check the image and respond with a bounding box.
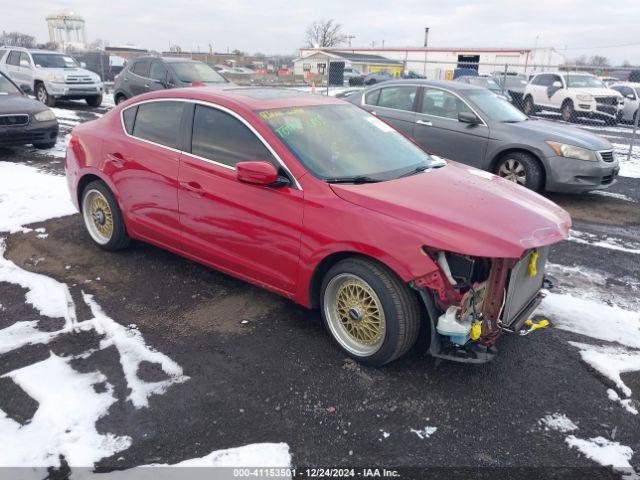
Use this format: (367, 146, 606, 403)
(298, 47, 566, 79)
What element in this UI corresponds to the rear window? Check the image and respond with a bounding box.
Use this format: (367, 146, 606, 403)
(131, 101, 184, 148)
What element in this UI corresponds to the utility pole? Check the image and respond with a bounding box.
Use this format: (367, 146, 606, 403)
(424, 27, 430, 47)
(345, 35, 355, 47)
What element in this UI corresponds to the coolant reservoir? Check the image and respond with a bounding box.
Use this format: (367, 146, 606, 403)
(436, 306, 472, 345)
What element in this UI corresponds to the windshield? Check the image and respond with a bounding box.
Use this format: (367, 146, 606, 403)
(259, 105, 436, 182)
(466, 90, 528, 123)
(171, 62, 226, 83)
(32, 53, 79, 68)
(0, 74, 20, 95)
(565, 75, 606, 89)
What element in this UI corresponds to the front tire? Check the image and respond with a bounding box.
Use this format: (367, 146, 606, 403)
(523, 95, 536, 115)
(561, 100, 576, 122)
(86, 95, 103, 107)
(81, 181, 130, 251)
(495, 152, 543, 191)
(35, 83, 56, 107)
(321, 257, 420, 366)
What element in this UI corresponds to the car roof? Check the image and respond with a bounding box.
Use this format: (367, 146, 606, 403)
(367, 79, 486, 91)
(132, 56, 202, 64)
(127, 86, 345, 111)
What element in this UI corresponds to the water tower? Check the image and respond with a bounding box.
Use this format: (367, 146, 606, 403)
(46, 10, 86, 50)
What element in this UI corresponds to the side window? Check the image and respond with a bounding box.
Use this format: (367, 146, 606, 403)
(7, 51, 20, 66)
(19, 52, 31, 67)
(191, 105, 275, 168)
(132, 60, 150, 78)
(149, 62, 168, 82)
(552, 75, 563, 86)
(376, 86, 418, 111)
(132, 101, 184, 148)
(532, 74, 548, 86)
(364, 88, 381, 106)
(421, 88, 473, 120)
(122, 106, 138, 134)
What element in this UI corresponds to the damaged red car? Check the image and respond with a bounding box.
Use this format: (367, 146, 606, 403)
(65, 87, 571, 365)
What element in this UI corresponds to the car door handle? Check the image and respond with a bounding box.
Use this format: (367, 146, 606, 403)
(416, 119, 432, 126)
(180, 181, 204, 197)
(144, 83, 150, 88)
(106, 152, 126, 167)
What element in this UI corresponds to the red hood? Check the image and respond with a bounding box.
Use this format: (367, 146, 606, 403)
(330, 162, 571, 258)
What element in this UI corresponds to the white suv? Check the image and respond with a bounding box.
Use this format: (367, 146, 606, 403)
(0, 47, 103, 107)
(523, 72, 624, 124)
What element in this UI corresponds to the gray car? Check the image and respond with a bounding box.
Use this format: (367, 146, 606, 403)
(113, 57, 227, 104)
(347, 80, 619, 192)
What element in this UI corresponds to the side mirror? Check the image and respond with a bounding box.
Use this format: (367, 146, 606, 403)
(236, 161, 289, 187)
(20, 84, 32, 94)
(626, 93, 636, 100)
(458, 111, 481, 124)
(551, 81, 562, 88)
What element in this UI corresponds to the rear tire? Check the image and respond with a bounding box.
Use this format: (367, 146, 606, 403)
(495, 152, 544, 191)
(320, 257, 420, 366)
(86, 95, 103, 107)
(115, 93, 128, 105)
(523, 95, 536, 115)
(81, 181, 130, 251)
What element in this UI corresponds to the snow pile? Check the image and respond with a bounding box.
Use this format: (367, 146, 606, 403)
(539, 413, 578, 432)
(0, 353, 131, 466)
(537, 292, 640, 349)
(565, 436, 635, 476)
(154, 443, 291, 467)
(410, 426, 437, 439)
(0, 162, 76, 233)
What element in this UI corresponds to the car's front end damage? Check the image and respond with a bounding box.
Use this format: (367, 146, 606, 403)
(411, 246, 555, 363)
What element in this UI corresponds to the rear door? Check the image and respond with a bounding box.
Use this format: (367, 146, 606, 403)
(178, 103, 304, 295)
(412, 86, 489, 167)
(129, 60, 151, 96)
(3, 51, 22, 83)
(360, 85, 418, 137)
(104, 100, 185, 248)
(529, 74, 553, 107)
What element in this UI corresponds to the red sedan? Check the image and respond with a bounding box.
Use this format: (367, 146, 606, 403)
(65, 86, 571, 365)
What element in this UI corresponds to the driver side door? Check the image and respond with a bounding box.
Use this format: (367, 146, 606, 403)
(178, 104, 304, 296)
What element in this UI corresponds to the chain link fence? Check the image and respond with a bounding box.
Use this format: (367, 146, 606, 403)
(306, 58, 640, 168)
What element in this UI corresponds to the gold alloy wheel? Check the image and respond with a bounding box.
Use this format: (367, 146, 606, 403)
(82, 189, 114, 245)
(324, 273, 386, 356)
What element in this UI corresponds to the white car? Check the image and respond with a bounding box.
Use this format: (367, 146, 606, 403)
(0, 47, 104, 107)
(523, 72, 624, 124)
(610, 82, 640, 124)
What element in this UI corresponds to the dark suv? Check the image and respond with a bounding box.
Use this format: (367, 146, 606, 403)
(113, 57, 227, 104)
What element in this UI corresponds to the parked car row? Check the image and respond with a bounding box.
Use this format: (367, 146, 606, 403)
(346, 79, 619, 193)
(0, 46, 104, 107)
(65, 85, 570, 366)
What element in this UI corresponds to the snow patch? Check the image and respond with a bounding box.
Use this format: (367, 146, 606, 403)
(0, 353, 131, 467)
(589, 190, 637, 203)
(569, 342, 640, 398)
(539, 413, 578, 432)
(569, 229, 640, 255)
(152, 443, 291, 467)
(0, 162, 76, 233)
(612, 143, 640, 179)
(410, 426, 437, 439)
(607, 389, 638, 415)
(565, 436, 636, 477)
(537, 292, 640, 349)
(32, 133, 71, 159)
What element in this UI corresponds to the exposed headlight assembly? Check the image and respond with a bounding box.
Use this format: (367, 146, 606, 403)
(546, 141, 597, 162)
(47, 72, 65, 83)
(34, 109, 56, 122)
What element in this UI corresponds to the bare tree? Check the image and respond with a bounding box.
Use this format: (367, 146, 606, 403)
(588, 55, 610, 67)
(35, 41, 58, 51)
(0, 30, 36, 48)
(305, 19, 346, 48)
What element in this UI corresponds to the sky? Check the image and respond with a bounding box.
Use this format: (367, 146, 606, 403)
(4, 0, 640, 64)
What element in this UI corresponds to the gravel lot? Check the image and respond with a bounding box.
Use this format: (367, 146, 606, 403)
(0, 93, 639, 478)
